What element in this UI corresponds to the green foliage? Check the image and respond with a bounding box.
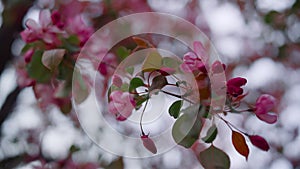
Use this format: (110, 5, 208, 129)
(26, 50, 53, 83)
(199, 145, 230, 169)
(169, 100, 183, 119)
(162, 57, 181, 68)
(142, 50, 162, 72)
(172, 110, 202, 148)
(129, 77, 144, 92)
(116, 46, 131, 60)
(202, 124, 218, 143)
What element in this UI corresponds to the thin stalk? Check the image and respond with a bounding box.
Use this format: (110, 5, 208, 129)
(160, 90, 195, 104)
(140, 98, 149, 136)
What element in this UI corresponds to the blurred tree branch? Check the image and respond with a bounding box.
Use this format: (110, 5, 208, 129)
(0, 0, 33, 129)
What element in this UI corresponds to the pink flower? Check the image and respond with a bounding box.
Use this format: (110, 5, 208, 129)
(20, 9, 62, 44)
(180, 52, 206, 73)
(227, 77, 247, 97)
(16, 63, 35, 88)
(141, 134, 157, 154)
(254, 94, 277, 124)
(112, 75, 122, 88)
(108, 91, 136, 121)
(66, 15, 94, 45)
(51, 10, 64, 29)
(249, 135, 270, 151)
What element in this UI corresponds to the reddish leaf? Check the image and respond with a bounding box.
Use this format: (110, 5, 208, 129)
(249, 135, 270, 151)
(132, 37, 150, 48)
(232, 131, 249, 160)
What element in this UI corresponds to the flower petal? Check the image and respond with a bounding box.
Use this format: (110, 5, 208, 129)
(40, 9, 52, 28)
(256, 113, 277, 124)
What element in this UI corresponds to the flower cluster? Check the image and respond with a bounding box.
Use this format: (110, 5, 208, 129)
(17, 0, 98, 112)
(106, 39, 278, 162)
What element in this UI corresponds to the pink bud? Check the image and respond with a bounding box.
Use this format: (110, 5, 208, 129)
(227, 77, 247, 97)
(255, 94, 277, 124)
(24, 49, 35, 63)
(141, 135, 157, 154)
(249, 135, 270, 151)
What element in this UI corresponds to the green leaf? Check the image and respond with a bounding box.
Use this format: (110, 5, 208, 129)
(134, 94, 149, 109)
(142, 50, 162, 72)
(202, 124, 218, 143)
(117, 46, 131, 60)
(26, 50, 53, 83)
(169, 100, 183, 119)
(73, 68, 89, 104)
(125, 66, 134, 75)
(148, 75, 167, 93)
(172, 111, 202, 148)
(42, 49, 65, 71)
(199, 145, 230, 169)
(129, 77, 144, 92)
(69, 145, 80, 153)
(162, 57, 180, 68)
(120, 83, 129, 92)
(57, 61, 74, 81)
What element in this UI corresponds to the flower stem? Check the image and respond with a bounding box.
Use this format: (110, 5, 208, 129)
(140, 98, 149, 136)
(160, 90, 195, 104)
(216, 113, 248, 135)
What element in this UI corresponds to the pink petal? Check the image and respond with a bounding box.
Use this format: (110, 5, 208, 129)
(256, 113, 277, 124)
(193, 41, 208, 62)
(39, 9, 51, 28)
(183, 52, 197, 60)
(24, 49, 35, 63)
(180, 63, 193, 73)
(26, 19, 40, 30)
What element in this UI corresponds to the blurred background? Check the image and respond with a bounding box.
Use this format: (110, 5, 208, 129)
(0, 0, 300, 168)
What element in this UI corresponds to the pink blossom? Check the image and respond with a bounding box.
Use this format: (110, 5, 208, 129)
(255, 94, 277, 124)
(141, 134, 157, 154)
(249, 135, 270, 151)
(51, 10, 64, 29)
(193, 41, 208, 64)
(108, 91, 136, 121)
(16, 63, 35, 88)
(227, 77, 247, 97)
(180, 52, 206, 73)
(112, 75, 122, 88)
(20, 9, 62, 45)
(98, 53, 117, 77)
(66, 15, 94, 45)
